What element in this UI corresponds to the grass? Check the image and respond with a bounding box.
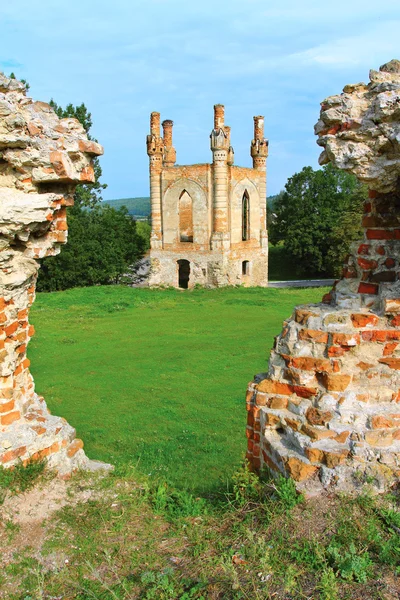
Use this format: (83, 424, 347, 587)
(1, 467, 398, 599)
(29, 285, 328, 493)
(2, 285, 399, 599)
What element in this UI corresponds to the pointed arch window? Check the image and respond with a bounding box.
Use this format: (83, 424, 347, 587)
(179, 190, 193, 242)
(242, 190, 250, 241)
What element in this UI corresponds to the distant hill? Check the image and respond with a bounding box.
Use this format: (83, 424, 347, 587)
(102, 197, 150, 218)
(104, 195, 275, 219)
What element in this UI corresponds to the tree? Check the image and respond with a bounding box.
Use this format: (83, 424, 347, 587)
(269, 164, 366, 277)
(37, 205, 146, 291)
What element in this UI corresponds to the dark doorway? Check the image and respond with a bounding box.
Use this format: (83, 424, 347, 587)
(178, 259, 190, 289)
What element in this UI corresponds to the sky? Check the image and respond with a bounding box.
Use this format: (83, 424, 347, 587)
(1, 1, 399, 200)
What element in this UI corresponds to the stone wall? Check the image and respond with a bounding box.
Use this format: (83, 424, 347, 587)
(0, 73, 103, 475)
(246, 60, 400, 494)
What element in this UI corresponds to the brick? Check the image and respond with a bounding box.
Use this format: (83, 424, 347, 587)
(358, 244, 370, 255)
(370, 415, 396, 429)
(332, 332, 360, 346)
(321, 373, 352, 392)
(334, 430, 350, 443)
(1, 446, 26, 464)
(383, 342, 398, 356)
(269, 396, 288, 409)
(4, 321, 19, 337)
(257, 379, 293, 395)
(30, 426, 46, 435)
(379, 357, 400, 370)
(265, 413, 280, 428)
(302, 424, 336, 441)
(358, 282, 379, 295)
(0, 410, 20, 425)
(255, 393, 267, 406)
(323, 450, 349, 468)
(357, 361, 374, 371)
(357, 257, 377, 270)
(385, 257, 396, 268)
(351, 313, 379, 328)
(364, 430, 394, 447)
(306, 407, 333, 426)
(370, 270, 396, 283)
(366, 229, 394, 240)
(289, 356, 332, 372)
(294, 309, 318, 325)
(328, 346, 347, 357)
(0, 399, 14, 413)
(298, 329, 329, 344)
(305, 447, 324, 463)
(285, 457, 319, 481)
(322, 292, 333, 304)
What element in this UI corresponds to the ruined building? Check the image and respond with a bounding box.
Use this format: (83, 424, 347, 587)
(0, 73, 103, 474)
(246, 60, 400, 494)
(146, 105, 269, 288)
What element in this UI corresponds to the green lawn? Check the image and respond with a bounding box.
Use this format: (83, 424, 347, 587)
(29, 285, 328, 493)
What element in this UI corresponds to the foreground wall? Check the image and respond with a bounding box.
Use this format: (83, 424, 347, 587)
(0, 74, 103, 475)
(246, 60, 400, 493)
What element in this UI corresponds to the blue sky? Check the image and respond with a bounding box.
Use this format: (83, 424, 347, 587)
(1, 1, 399, 199)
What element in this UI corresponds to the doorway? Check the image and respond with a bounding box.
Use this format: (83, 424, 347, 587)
(177, 259, 190, 289)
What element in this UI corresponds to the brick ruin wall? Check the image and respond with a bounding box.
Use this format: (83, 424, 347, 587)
(148, 108, 269, 289)
(246, 60, 400, 494)
(0, 73, 103, 475)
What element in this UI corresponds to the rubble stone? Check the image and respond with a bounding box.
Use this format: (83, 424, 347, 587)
(0, 73, 103, 475)
(246, 60, 400, 493)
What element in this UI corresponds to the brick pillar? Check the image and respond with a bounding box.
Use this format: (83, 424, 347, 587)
(147, 112, 164, 248)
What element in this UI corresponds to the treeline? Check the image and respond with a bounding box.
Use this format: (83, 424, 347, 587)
(37, 102, 147, 292)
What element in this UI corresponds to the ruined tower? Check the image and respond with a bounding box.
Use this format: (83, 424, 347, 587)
(146, 105, 269, 288)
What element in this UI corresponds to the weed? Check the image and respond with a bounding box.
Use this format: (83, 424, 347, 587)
(273, 474, 303, 510)
(318, 567, 339, 600)
(327, 542, 373, 583)
(231, 462, 264, 506)
(152, 483, 207, 519)
(0, 458, 47, 502)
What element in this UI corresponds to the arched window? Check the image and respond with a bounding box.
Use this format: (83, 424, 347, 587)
(242, 260, 250, 276)
(242, 190, 250, 241)
(179, 190, 193, 242)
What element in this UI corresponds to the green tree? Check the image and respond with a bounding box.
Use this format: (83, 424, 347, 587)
(37, 205, 145, 291)
(269, 164, 366, 277)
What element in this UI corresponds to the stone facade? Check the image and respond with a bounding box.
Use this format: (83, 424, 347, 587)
(147, 106, 269, 288)
(0, 73, 103, 475)
(246, 60, 400, 494)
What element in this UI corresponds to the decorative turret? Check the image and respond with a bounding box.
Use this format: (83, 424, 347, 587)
(251, 115, 268, 170)
(210, 105, 230, 242)
(162, 119, 176, 167)
(147, 112, 164, 248)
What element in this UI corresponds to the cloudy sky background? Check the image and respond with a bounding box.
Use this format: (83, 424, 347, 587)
(1, 1, 399, 199)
